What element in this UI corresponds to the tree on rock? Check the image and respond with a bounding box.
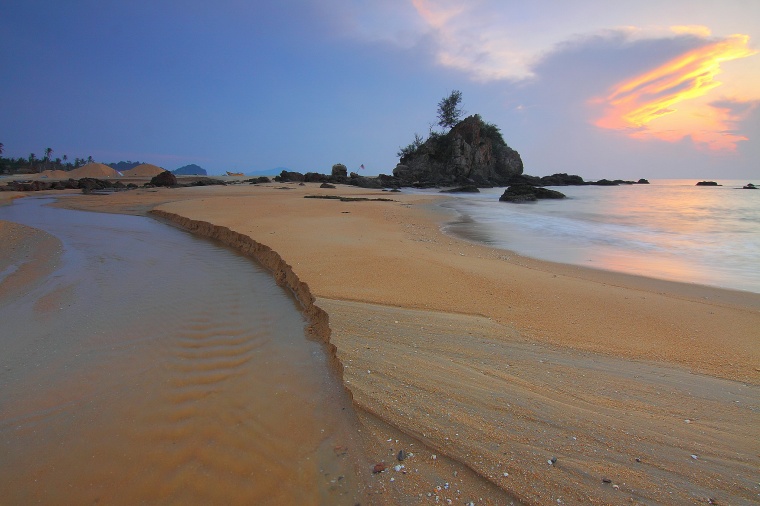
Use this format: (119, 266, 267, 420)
(437, 90, 463, 130)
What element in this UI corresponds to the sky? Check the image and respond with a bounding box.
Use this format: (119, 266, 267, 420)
(1, 0, 759, 179)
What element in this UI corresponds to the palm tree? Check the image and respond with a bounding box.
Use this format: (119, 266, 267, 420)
(28, 153, 36, 172)
(87, 155, 93, 164)
(0, 142, 4, 156)
(44, 147, 53, 171)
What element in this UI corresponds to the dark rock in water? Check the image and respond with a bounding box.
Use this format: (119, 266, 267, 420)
(499, 184, 566, 203)
(149, 171, 177, 187)
(696, 181, 720, 186)
(393, 115, 523, 187)
(440, 185, 480, 193)
(637, 179, 650, 184)
(589, 179, 619, 186)
(320, 183, 336, 189)
(742, 183, 757, 189)
(539, 173, 585, 186)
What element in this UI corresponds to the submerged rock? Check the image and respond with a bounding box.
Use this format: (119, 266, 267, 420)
(499, 184, 566, 203)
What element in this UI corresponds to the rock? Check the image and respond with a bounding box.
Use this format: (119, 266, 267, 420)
(696, 181, 720, 186)
(304, 172, 329, 183)
(637, 178, 650, 184)
(274, 170, 305, 182)
(320, 183, 336, 189)
(742, 183, 757, 189)
(589, 179, 619, 186)
(440, 185, 480, 193)
(499, 184, 566, 203)
(539, 173, 585, 186)
(188, 178, 226, 186)
(246, 176, 271, 184)
(331, 163, 348, 178)
(78, 177, 111, 192)
(393, 115, 523, 186)
(149, 171, 177, 187)
(372, 462, 386, 473)
(397, 450, 408, 461)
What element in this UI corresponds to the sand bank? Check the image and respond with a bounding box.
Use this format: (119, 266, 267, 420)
(40, 183, 760, 504)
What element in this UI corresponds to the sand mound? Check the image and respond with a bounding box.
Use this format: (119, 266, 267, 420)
(121, 164, 166, 178)
(68, 163, 121, 179)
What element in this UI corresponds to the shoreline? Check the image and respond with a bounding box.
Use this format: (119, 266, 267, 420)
(3, 185, 759, 504)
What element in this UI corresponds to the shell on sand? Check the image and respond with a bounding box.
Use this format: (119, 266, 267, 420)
(121, 164, 166, 178)
(68, 163, 121, 179)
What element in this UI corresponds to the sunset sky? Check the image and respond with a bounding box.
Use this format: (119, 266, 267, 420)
(2, 0, 758, 179)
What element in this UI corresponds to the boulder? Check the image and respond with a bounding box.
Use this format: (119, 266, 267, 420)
(149, 171, 177, 187)
(499, 184, 566, 203)
(696, 181, 720, 186)
(331, 164, 348, 178)
(539, 173, 585, 186)
(274, 170, 305, 182)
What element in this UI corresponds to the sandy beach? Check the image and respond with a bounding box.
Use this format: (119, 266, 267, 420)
(3, 182, 759, 504)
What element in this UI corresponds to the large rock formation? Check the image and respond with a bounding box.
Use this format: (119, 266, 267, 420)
(393, 115, 523, 186)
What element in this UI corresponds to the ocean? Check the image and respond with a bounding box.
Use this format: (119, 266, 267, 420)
(428, 180, 760, 294)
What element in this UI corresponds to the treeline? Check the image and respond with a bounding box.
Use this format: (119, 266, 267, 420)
(0, 143, 96, 175)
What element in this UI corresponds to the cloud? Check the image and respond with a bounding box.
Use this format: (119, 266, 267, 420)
(409, 0, 536, 80)
(592, 34, 758, 150)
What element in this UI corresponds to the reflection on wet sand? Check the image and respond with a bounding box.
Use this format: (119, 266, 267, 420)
(0, 198, 367, 505)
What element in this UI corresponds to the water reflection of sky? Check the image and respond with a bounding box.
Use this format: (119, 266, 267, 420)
(427, 180, 760, 293)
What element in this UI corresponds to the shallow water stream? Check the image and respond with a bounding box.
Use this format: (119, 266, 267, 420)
(0, 197, 367, 504)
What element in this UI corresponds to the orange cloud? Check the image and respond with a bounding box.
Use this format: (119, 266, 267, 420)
(594, 34, 758, 150)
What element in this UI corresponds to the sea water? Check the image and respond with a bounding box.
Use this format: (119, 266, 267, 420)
(0, 197, 366, 504)
(432, 180, 760, 294)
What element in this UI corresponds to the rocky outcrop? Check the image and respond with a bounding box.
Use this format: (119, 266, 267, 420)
(393, 115, 523, 186)
(696, 181, 720, 186)
(499, 184, 566, 203)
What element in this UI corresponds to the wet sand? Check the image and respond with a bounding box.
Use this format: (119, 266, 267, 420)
(5, 184, 760, 504)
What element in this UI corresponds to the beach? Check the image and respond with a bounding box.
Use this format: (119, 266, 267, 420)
(2, 183, 759, 504)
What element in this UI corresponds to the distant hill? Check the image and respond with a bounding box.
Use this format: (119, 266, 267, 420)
(173, 164, 207, 176)
(108, 161, 142, 172)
